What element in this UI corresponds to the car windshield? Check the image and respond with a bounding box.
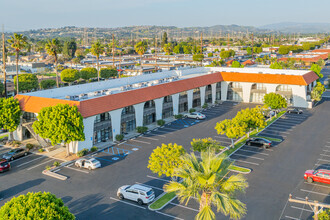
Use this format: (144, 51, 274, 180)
(313, 170, 318, 174)
(8, 150, 15, 154)
(90, 159, 98, 164)
(147, 190, 154, 196)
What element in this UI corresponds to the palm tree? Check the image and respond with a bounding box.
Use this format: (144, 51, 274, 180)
(7, 33, 28, 94)
(45, 39, 62, 87)
(91, 41, 105, 81)
(163, 43, 173, 69)
(134, 41, 147, 70)
(164, 149, 248, 220)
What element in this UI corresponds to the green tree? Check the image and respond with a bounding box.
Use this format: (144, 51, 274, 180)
(33, 104, 85, 156)
(161, 32, 168, 47)
(310, 64, 323, 79)
(270, 62, 283, 69)
(193, 54, 204, 63)
(173, 44, 184, 54)
(45, 39, 62, 88)
(0, 192, 75, 220)
(40, 79, 56, 89)
(90, 41, 105, 81)
(100, 68, 118, 79)
(72, 57, 81, 67)
(0, 82, 4, 96)
(0, 97, 21, 140)
(7, 33, 28, 94)
(164, 149, 248, 220)
(207, 52, 213, 57)
(311, 82, 326, 101)
(236, 107, 266, 136)
(62, 38, 77, 58)
(14, 73, 39, 92)
(231, 61, 243, 68)
(278, 45, 290, 55)
(163, 43, 173, 55)
(263, 93, 287, 111)
(215, 118, 247, 146)
(191, 138, 224, 152)
(183, 45, 192, 54)
(79, 67, 97, 80)
(317, 208, 330, 220)
(147, 143, 186, 181)
(61, 69, 80, 83)
(134, 41, 147, 66)
(246, 47, 252, 55)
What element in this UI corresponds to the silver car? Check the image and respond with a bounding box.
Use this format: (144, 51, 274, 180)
(2, 148, 28, 161)
(75, 158, 101, 170)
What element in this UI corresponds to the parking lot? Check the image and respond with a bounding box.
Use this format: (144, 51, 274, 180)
(1, 99, 329, 220)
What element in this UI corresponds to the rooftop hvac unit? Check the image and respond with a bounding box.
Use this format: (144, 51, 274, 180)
(102, 89, 108, 95)
(65, 95, 79, 101)
(106, 91, 112, 95)
(94, 91, 101, 96)
(79, 93, 88, 99)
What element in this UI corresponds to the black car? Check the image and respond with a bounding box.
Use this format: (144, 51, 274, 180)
(245, 138, 272, 149)
(287, 108, 303, 114)
(2, 148, 28, 161)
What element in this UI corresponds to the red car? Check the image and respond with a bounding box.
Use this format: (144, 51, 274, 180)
(304, 169, 330, 184)
(0, 159, 11, 173)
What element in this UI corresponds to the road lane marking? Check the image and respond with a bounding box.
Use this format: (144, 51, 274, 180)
(170, 202, 199, 212)
(140, 136, 159, 141)
(243, 145, 273, 151)
(291, 206, 313, 213)
(9, 155, 32, 163)
(27, 158, 55, 170)
(16, 156, 46, 167)
(232, 159, 259, 166)
(231, 153, 264, 160)
(147, 175, 170, 183)
(155, 211, 184, 220)
(130, 139, 151, 144)
(135, 182, 164, 191)
(238, 149, 269, 156)
(300, 189, 330, 196)
(285, 215, 300, 220)
(65, 165, 89, 174)
(109, 197, 146, 209)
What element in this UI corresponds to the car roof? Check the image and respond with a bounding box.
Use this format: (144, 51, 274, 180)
(130, 184, 153, 192)
(317, 169, 330, 173)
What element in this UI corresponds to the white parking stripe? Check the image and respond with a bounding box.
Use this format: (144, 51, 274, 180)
(317, 158, 330, 163)
(147, 175, 170, 183)
(160, 127, 178, 131)
(130, 139, 151, 144)
(270, 124, 295, 129)
(267, 126, 293, 130)
(300, 189, 330, 196)
(322, 149, 330, 152)
(109, 197, 146, 210)
(285, 215, 301, 220)
(155, 211, 184, 220)
(135, 182, 164, 191)
(232, 153, 264, 160)
(233, 159, 259, 166)
(170, 202, 199, 212)
(238, 149, 269, 156)
(264, 129, 290, 134)
(27, 158, 55, 170)
(243, 145, 273, 151)
(65, 165, 89, 174)
(274, 121, 298, 125)
(140, 136, 159, 141)
(320, 154, 330, 157)
(259, 131, 286, 137)
(9, 154, 32, 163)
(303, 182, 330, 189)
(291, 206, 313, 213)
(16, 156, 46, 167)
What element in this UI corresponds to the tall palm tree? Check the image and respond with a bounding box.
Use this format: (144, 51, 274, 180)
(91, 41, 105, 81)
(164, 149, 248, 220)
(7, 33, 28, 94)
(134, 41, 147, 71)
(45, 39, 62, 87)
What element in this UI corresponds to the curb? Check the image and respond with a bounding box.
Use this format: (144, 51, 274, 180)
(228, 167, 251, 174)
(148, 193, 178, 211)
(42, 170, 67, 180)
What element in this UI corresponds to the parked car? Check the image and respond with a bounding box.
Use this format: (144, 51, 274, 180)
(0, 159, 10, 172)
(184, 112, 206, 120)
(304, 169, 330, 184)
(287, 108, 303, 114)
(245, 138, 272, 149)
(2, 148, 28, 161)
(75, 158, 101, 170)
(117, 184, 155, 205)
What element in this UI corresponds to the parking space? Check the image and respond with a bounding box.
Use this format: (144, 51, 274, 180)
(280, 139, 330, 220)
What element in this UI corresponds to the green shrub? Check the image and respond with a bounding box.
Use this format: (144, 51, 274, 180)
(90, 146, 98, 152)
(12, 140, 21, 145)
(116, 134, 124, 141)
(174, 114, 183, 119)
(26, 143, 34, 150)
(157, 119, 165, 126)
(189, 108, 196, 113)
(77, 148, 89, 157)
(38, 148, 45, 153)
(53, 161, 60, 167)
(202, 103, 208, 109)
(136, 126, 148, 133)
(45, 166, 51, 170)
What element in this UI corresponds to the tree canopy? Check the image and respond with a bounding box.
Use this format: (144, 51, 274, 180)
(191, 138, 224, 152)
(220, 50, 235, 59)
(270, 62, 283, 69)
(147, 143, 186, 181)
(100, 68, 118, 79)
(163, 43, 173, 55)
(33, 104, 85, 155)
(231, 61, 244, 68)
(61, 69, 80, 83)
(14, 73, 39, 92)
(79, 67, 97, 80)
(40, 79, 56, 89)
(0, 192, 75, 220)
(311, 82, 326, 101)
(310, 64, 323, 79)
(263, 93, 287, 110)
(90, 41, 104, 59)
(0, 82, 4, 96)
(135, 41, 147, 56)
(214, 118, 247, 146)
(0, 97, 21, 140)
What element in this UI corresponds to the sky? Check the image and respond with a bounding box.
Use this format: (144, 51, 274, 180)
(1, 0, 330, 31)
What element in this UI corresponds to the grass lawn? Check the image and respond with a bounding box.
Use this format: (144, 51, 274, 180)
(149, 192, 176, 210)
(229, 165, 251, 173)
(0, 134, 8, 140)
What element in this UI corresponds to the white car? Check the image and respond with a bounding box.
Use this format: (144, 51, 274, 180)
(75, 158, 101, 170)
(117, 184, 155, 205)
(184, 112, 206, 119)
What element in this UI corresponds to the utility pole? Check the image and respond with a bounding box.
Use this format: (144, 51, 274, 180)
(251, 33, 254, 60)
(155, 37, 158, 71)
(200, 32, 203, 66)
(288, 194, 330, 220)
(112, 34, 115, 68)
(2, 24, 7, 98)
(227, 33, 230, 51)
